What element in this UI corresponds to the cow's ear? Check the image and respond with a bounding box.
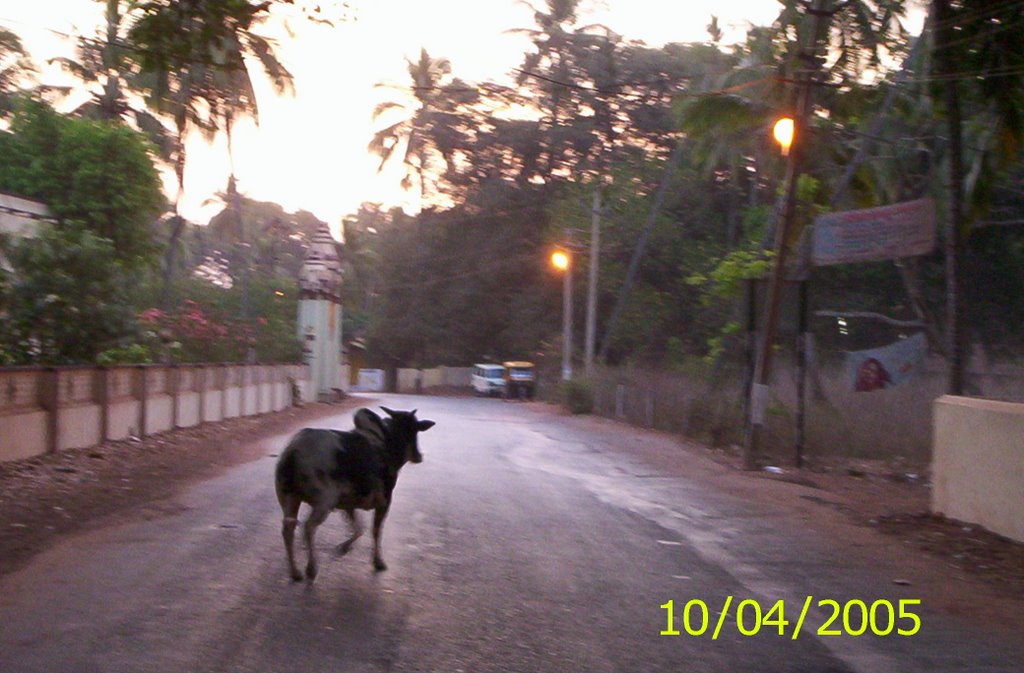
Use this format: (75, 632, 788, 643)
(381, 406, 396, 417)
(416, 419, 435, 432)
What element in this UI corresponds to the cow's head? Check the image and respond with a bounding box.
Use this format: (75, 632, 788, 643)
(381, 406, 435, 464)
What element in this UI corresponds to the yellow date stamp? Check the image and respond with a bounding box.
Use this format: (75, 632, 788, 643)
(659, 597, 922, 639)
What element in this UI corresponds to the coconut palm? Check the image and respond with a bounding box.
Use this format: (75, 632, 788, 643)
(127, 0, 293, 306)
(368, 48, 459, 205)
(0, 27, 35, 118)
(50, 1, 171, 157)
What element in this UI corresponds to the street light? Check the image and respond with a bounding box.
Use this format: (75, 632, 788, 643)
(773, 117, 795, 156)
(551, 249, 573, 381)
(746, 112, 807, 469)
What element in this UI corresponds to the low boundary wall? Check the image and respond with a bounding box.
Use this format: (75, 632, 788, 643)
(932, 395, 1024, 543)
(0, 363, 309, 463)
(395, 367, 472, 393)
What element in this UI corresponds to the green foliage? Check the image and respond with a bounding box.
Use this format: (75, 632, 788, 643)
(561, 379, 594, 415)
(704, 321, 742, 363)
(96, 343, 154, 365)
(686, 250, 774, 303)
(0, 225, 139, 365)
(0, 99, 164, 268)
(0, 27, 34, 118)
(366, 188, 554, 367)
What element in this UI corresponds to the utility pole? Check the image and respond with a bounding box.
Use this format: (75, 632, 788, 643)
(934, 0, 966, 396)
(745, 0, 830, 470)
(584, 186, 601, 378)
(551, 247, 573, 382)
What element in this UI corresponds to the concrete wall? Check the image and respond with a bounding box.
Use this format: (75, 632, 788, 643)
(394, 367, 473, 393)
(0, 363, 309, 463)
(932, 395, 1024, 543)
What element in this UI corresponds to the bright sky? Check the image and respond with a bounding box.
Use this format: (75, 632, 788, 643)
(3, 0, 911, 230)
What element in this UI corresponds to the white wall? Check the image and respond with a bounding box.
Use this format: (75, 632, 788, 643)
(0, 364, 310, 463)
(932, 395, 1024, 543)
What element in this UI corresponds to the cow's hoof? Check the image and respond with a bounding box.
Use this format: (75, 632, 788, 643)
(290, 569, 304, 582)
(373, 558, 387, 572)
(305, 564, 318, 582)
(337, 541, 353, 556)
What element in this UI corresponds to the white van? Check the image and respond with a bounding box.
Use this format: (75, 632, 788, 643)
(472, 363, 506, 397)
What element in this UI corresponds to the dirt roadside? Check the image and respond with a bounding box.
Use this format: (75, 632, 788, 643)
(0, 398, 365, 578)
(1, 395, 1021, 631)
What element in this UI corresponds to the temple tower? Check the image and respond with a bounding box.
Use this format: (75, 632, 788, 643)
(297, 223, 344, 400)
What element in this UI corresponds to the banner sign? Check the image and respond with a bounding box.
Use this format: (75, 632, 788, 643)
(847, 332, 927, 392)
(812, 198, 936, 266)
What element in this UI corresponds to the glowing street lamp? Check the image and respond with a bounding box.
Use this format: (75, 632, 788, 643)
(551, 250, 570, 271)
(551, 249, 573, 381)
(773, 117, 795, 156)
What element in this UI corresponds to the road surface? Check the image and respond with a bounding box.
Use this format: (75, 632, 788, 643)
(0, 393, 1020, 672)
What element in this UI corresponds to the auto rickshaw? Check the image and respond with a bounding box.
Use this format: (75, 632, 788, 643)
(501, 361, 536, 400)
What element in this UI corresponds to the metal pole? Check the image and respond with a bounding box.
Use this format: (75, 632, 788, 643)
(795, 279, 809, 468)
(934, 0, 966, 396)
(584, 186, 600, 378)
(746, 138, 801, 468)
(562, 257, 573, 382)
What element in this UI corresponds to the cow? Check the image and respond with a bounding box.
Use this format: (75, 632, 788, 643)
(274, 406, 435, 582)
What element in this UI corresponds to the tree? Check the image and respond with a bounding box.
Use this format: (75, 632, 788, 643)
(51, 0, 171, 155)
(0, 27, 34, 118)
(928, 0, 1024, 393)
(0, 226, 138, 365)
(127, 0, 294, 305)
(369, 48, 467, 205)
(0, 98, 164, 269)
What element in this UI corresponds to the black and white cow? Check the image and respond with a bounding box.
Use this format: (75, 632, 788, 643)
(274, 406, 434, 582)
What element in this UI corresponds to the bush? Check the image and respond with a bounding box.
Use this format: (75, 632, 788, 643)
(562, 379, 594, 415)
(96, 343, 154, 365)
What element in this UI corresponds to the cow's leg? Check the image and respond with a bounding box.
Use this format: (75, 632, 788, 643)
(336, 509, 362, 556)
(302, 503, 332, 582)
(371, 504, 390, 572)
(278, 493, 303, 582)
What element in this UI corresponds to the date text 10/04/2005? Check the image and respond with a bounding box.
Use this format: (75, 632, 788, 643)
(659, 598, 922, 640)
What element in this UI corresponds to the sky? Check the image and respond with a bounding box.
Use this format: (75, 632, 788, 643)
(1, 0, 903, 230)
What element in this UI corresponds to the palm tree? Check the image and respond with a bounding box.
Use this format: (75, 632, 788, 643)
(511, 0, 619, 179)
(51, 1, 171, 155)
(127, 0, 293, 306)
(368, 48, 455, 206)
(0, 27, 35, 118)
(677, 27, 787, 246)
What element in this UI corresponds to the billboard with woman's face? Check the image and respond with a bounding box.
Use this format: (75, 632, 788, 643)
(847, 333, 927, 392)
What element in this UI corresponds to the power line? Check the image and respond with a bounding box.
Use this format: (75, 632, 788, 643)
(927, 12, 1024, 54)
(378, 246, 546, 292)
(919, 0, 1024, 34)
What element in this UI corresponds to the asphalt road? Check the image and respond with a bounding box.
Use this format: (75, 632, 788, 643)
(0, 393, 1020, 673)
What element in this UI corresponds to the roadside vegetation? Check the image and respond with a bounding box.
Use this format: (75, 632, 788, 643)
(1, 1, 1023, 429)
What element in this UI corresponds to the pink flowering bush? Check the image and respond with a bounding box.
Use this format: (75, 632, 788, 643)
(138, 301, 268, 363)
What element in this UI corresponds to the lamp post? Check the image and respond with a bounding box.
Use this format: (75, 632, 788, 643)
(745, 0, 831, 470)
(551, 249, 573, 381)
(746, 113, 800, 469)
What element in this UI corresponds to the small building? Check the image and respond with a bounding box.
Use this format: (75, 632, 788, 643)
(297, 223, 345, 401)
(0, 191, 53, 272)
